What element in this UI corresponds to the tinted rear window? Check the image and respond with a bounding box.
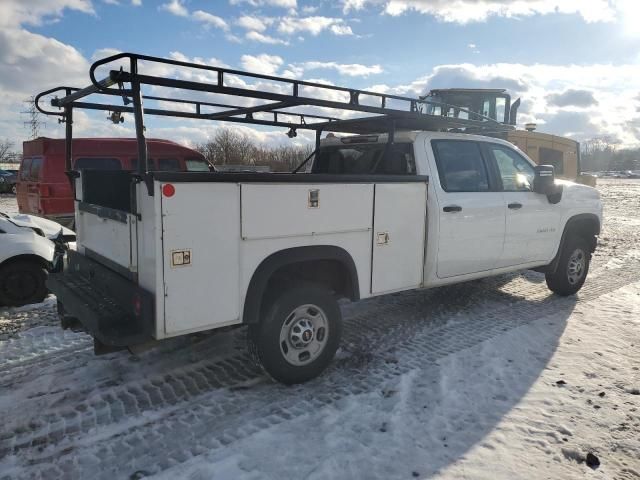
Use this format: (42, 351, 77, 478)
(156, 158, 181, 171)
(312, 143, 415, 175)
(74, 157, 122, 170)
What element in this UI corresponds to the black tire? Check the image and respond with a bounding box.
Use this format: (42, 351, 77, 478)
(545, 236, 591, 296)
(0, 260, 48, 306)
(248, 284, 342, 385)
(11, 184, 16, 195)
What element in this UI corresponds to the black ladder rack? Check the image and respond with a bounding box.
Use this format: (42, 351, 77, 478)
(34, 52, 513, 184)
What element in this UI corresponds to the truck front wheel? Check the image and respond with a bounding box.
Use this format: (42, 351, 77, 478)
(0, 260, 48, 306)
(248, 284, 342, 385)
(545, 236, 591, 296)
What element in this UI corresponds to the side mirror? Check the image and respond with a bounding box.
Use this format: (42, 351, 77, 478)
(533, 165, 555, 195)
(533, 164, 563, 204)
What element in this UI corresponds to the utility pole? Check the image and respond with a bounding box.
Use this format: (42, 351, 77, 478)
(22, 96, 45, 139)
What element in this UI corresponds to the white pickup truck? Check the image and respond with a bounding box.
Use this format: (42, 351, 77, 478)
(48, 130, 602, 384)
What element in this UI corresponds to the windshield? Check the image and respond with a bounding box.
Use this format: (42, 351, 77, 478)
(424, 92, 509, 123)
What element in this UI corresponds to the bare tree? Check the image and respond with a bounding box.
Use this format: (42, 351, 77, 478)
(196, 128, 311, 171)
(0, 139, 15, 162)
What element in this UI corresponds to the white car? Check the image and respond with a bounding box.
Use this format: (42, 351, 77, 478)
(0, 212, 75, 306)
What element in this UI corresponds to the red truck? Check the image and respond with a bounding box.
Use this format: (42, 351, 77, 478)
(18, 137, 210, 227)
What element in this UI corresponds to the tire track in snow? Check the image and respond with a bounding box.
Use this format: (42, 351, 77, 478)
(0, 271, 533, 456)
(3, 263, 638, 479)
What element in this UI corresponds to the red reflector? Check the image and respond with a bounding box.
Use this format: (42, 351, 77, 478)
(162, 184, 175, 197)
(133, 294, 141, 316)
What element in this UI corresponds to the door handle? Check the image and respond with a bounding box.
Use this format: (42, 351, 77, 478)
(443, 205, 462, 213)
(508, 202, 523, 210)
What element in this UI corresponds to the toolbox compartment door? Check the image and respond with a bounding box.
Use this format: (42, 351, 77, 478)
(160, 182, 241, 335)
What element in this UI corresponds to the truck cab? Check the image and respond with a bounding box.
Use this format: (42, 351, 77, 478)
(313, 131, 601, 282)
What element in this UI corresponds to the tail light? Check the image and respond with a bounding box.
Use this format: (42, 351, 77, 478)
(39, 185, 51, 197)
(133, 293, 142, 317)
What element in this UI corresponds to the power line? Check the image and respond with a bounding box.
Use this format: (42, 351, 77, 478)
(22, 96, 46, 139)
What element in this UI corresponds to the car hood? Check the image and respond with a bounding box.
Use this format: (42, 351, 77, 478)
(5, 213, 75, 239)
(556, 179, 601, 200)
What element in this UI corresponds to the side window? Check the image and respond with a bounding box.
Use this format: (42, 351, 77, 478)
(20, 158, 33, 180)
(185, 158, 210, 172)
(432, 140, 490, 192)
(30, 158, 43, 179)
(156, 158, 181, 171)
(487, 144, 534, 192)
(74, 157, 122, 170)
(131, 158, 159, 171)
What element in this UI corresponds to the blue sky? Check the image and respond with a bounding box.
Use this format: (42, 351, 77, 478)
(2, 0, 640, 148)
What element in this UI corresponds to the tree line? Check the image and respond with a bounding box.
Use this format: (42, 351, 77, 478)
(0, 139, 21, 165)
(195, 128, 312, 172)
(580, 137, 640, 172)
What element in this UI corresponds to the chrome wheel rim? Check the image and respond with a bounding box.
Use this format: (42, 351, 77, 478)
(279, 304, 329, 366)
(567, 248, 586, 285)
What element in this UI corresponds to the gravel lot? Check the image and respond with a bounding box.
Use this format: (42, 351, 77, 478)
(0, 180, 638, 480)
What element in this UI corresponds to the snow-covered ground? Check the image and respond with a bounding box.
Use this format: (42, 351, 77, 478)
(0, 194, 19, 215)
(1, 180, 639, 480)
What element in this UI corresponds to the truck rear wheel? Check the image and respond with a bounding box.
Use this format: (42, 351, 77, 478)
(0, 260, 48, 306)
(248, 284, 342, 385)
(545, 236, 591, 296)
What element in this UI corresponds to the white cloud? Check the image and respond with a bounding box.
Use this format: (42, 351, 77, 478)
(159, 0, 188, 17)
(103, 0, 143, 6)
(246, 31, 289, 45)
(91, 47, 122, 61)
(0, 29, 89, 93)
(377, 62, 640, 145)
(342, 0, 367, 13)
(342, 0, 618, 23)
(161, 3, 230, 32)
(192, 10, 229, 30)
(278, 16, 354, 36)
(240, 54, 284, 75)
(546, 89, 599, 108)
(237, 15, 272, 32)
(330, 24, 354, 35)
(0, 0, 95, 27)
(302, 61, 383, 77)
(230, 0, 297, 8)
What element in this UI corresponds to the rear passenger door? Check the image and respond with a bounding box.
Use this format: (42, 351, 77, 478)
(483, 143, 563, 266)
(430, 139, 505, 278)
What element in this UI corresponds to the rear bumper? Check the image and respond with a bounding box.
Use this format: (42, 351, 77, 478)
(47, 250, 154, 346)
